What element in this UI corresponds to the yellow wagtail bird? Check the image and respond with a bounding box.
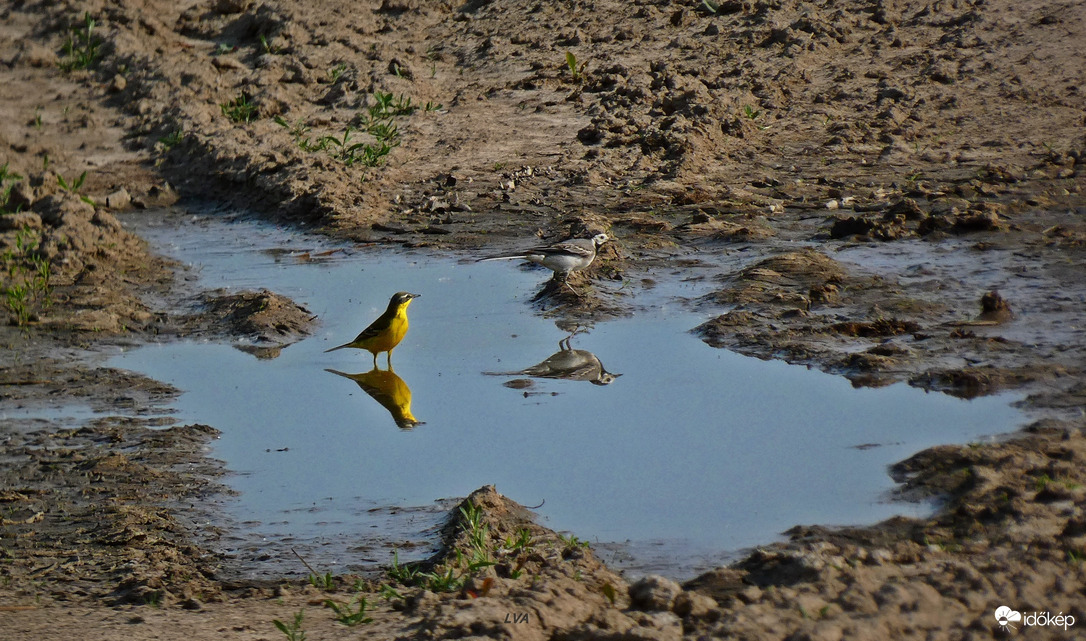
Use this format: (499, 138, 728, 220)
(325, 292, 420, 366)
(477, 233, 609, 293)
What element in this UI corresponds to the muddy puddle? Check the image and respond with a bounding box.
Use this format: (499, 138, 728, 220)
(52, 208, 1027, 581)
(833, 238, 1086, 351)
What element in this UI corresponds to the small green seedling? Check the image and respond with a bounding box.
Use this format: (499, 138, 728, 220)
(565, 51, 587, 83)
(259, 34, 280, 55)
(2, 225, 52, 326)
(379, 584, 404, 601)
(386, 549, 420, 584)
(0, 163, 23, 212)
(272, 610, 306, 641)
(307, 572, 334, 590)
(328, 63, 348, 82)
(221, 93, 257, 123)
(158, 128, 185, 150)
(60, 12, 102, 72)
(325, 597, 373, 626)
(56, 170, 86, 193)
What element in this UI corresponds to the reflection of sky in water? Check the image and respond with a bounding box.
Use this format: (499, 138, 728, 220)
(99, 211, 1022, 579)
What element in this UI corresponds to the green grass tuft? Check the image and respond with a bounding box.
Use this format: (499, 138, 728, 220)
(221, 93, 258, 123)
(59, 13, 102, 72)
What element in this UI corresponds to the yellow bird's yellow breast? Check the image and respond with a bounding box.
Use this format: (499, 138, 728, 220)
(369, 313, 408, 353)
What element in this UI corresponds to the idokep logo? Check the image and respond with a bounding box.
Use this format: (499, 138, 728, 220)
(994, 605, 1077, 633)
(995, 606, 1022, 632)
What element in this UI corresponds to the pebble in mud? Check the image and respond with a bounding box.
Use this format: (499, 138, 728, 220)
(629, 575, 684, 612)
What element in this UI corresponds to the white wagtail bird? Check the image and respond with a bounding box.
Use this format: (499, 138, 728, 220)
(477, 233, 609, 294)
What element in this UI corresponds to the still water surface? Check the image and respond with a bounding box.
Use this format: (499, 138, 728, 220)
(103, 210, 1022, 579)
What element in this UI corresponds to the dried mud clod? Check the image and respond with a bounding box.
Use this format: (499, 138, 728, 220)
(386, 486, 737, 639)
(890, 421, 1086, 547)
(529, 273, 627, 321)
(382, 486, 631, 638)
(675, 209, 776, 242)
(830, 318, 920, 338)
(0, 186, 171, 334)
(190, 289, 318, 349)
(710, 249, 847, 308)
(977, 290, 1013, 323)
(908, 365, 1040, 399)
(828, 198, 1010, 241)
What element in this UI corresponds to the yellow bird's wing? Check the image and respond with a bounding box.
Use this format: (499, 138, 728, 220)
(325, 312, 395, 352)
(351, 315, 393, 343)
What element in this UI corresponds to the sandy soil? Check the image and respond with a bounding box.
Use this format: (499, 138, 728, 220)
(2, 0, 1085, 639)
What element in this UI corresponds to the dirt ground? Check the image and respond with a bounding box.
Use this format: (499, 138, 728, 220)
(2, 0, 1085, 639)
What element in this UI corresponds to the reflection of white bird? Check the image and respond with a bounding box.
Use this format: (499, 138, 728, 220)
(485, 336, 620, 386)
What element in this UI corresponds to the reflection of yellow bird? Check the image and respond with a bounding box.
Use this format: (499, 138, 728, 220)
(485, 336, 620, 385)
(325, 292, 419, 367)
(326, 368, 423, 429)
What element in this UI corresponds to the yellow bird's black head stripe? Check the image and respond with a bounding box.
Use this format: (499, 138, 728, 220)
(389, 291, 420, 308)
